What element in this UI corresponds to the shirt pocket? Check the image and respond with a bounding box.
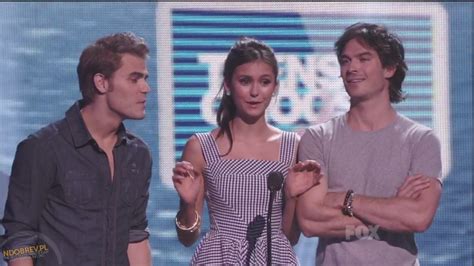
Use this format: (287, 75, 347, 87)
(63, 170, 102, 207)
(120, 165, 141, 206)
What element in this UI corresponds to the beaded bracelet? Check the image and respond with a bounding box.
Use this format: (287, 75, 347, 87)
(342, 189, 355, 217)
(175, 210, 201, 233)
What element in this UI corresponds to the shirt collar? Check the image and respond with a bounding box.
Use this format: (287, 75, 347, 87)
(65, 100, 129, 148)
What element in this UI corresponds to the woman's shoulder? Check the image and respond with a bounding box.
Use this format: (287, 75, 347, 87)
(275, 128, 300, 141)
(184, 135, 202, 154)
(188, 128, 219, 141)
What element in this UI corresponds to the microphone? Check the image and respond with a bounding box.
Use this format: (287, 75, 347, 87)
(266, 171, 284, 266)
(267, 171, 284, 192)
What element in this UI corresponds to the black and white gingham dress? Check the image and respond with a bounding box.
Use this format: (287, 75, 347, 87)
(191, 132, 298, 265)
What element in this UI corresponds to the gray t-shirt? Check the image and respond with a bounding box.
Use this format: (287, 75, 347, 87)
(299, 113, 442, 266)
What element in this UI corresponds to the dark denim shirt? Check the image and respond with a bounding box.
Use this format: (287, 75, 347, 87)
(1, 101, 152, 266)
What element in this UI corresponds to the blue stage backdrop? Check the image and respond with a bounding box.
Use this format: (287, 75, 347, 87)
(0, 2, 472, 265)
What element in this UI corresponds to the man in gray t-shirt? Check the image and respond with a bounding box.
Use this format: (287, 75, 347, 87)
(296, 23, 442, 266)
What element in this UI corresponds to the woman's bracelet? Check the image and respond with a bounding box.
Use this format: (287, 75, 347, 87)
(175, 209, 201, 233)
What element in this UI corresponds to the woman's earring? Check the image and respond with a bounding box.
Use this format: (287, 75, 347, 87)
(225, 90, 231, 96)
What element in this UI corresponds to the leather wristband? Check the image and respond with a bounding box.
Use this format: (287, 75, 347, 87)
(342, 189, 355, 217)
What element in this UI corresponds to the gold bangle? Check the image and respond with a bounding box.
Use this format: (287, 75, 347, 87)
(175, 210, 201, 232)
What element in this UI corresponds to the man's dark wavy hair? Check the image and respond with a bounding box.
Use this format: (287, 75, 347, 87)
(335, 23, 408, 103)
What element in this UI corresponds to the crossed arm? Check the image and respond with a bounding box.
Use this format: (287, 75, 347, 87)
(296, 174, 367, 238)
(296, 173, 442, 238)
(296, 123, 443, 237)
(329, 177, 441, 232)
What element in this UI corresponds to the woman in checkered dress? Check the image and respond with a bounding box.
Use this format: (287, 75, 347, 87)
(172, 37, 322, 265)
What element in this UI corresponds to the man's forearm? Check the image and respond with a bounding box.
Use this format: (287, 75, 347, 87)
(327, 180, 442, 233)
(128, 239, 151, 266)
(8, 257, 33, 266)
(351, 194, 438, 232)
(297, 192, 368, 238)
(351, 194, 422, 231)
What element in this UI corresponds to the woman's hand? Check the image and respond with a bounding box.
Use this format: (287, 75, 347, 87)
(172, 160, 201, 206)
(285, 160, 323, 200)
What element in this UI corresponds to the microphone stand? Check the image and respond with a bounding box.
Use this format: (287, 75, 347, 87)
(266, 171, 283, 266)
(267, 190, 276, 266)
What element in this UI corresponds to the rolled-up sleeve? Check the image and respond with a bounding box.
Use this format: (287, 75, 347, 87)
(128, 154, 152, 243)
